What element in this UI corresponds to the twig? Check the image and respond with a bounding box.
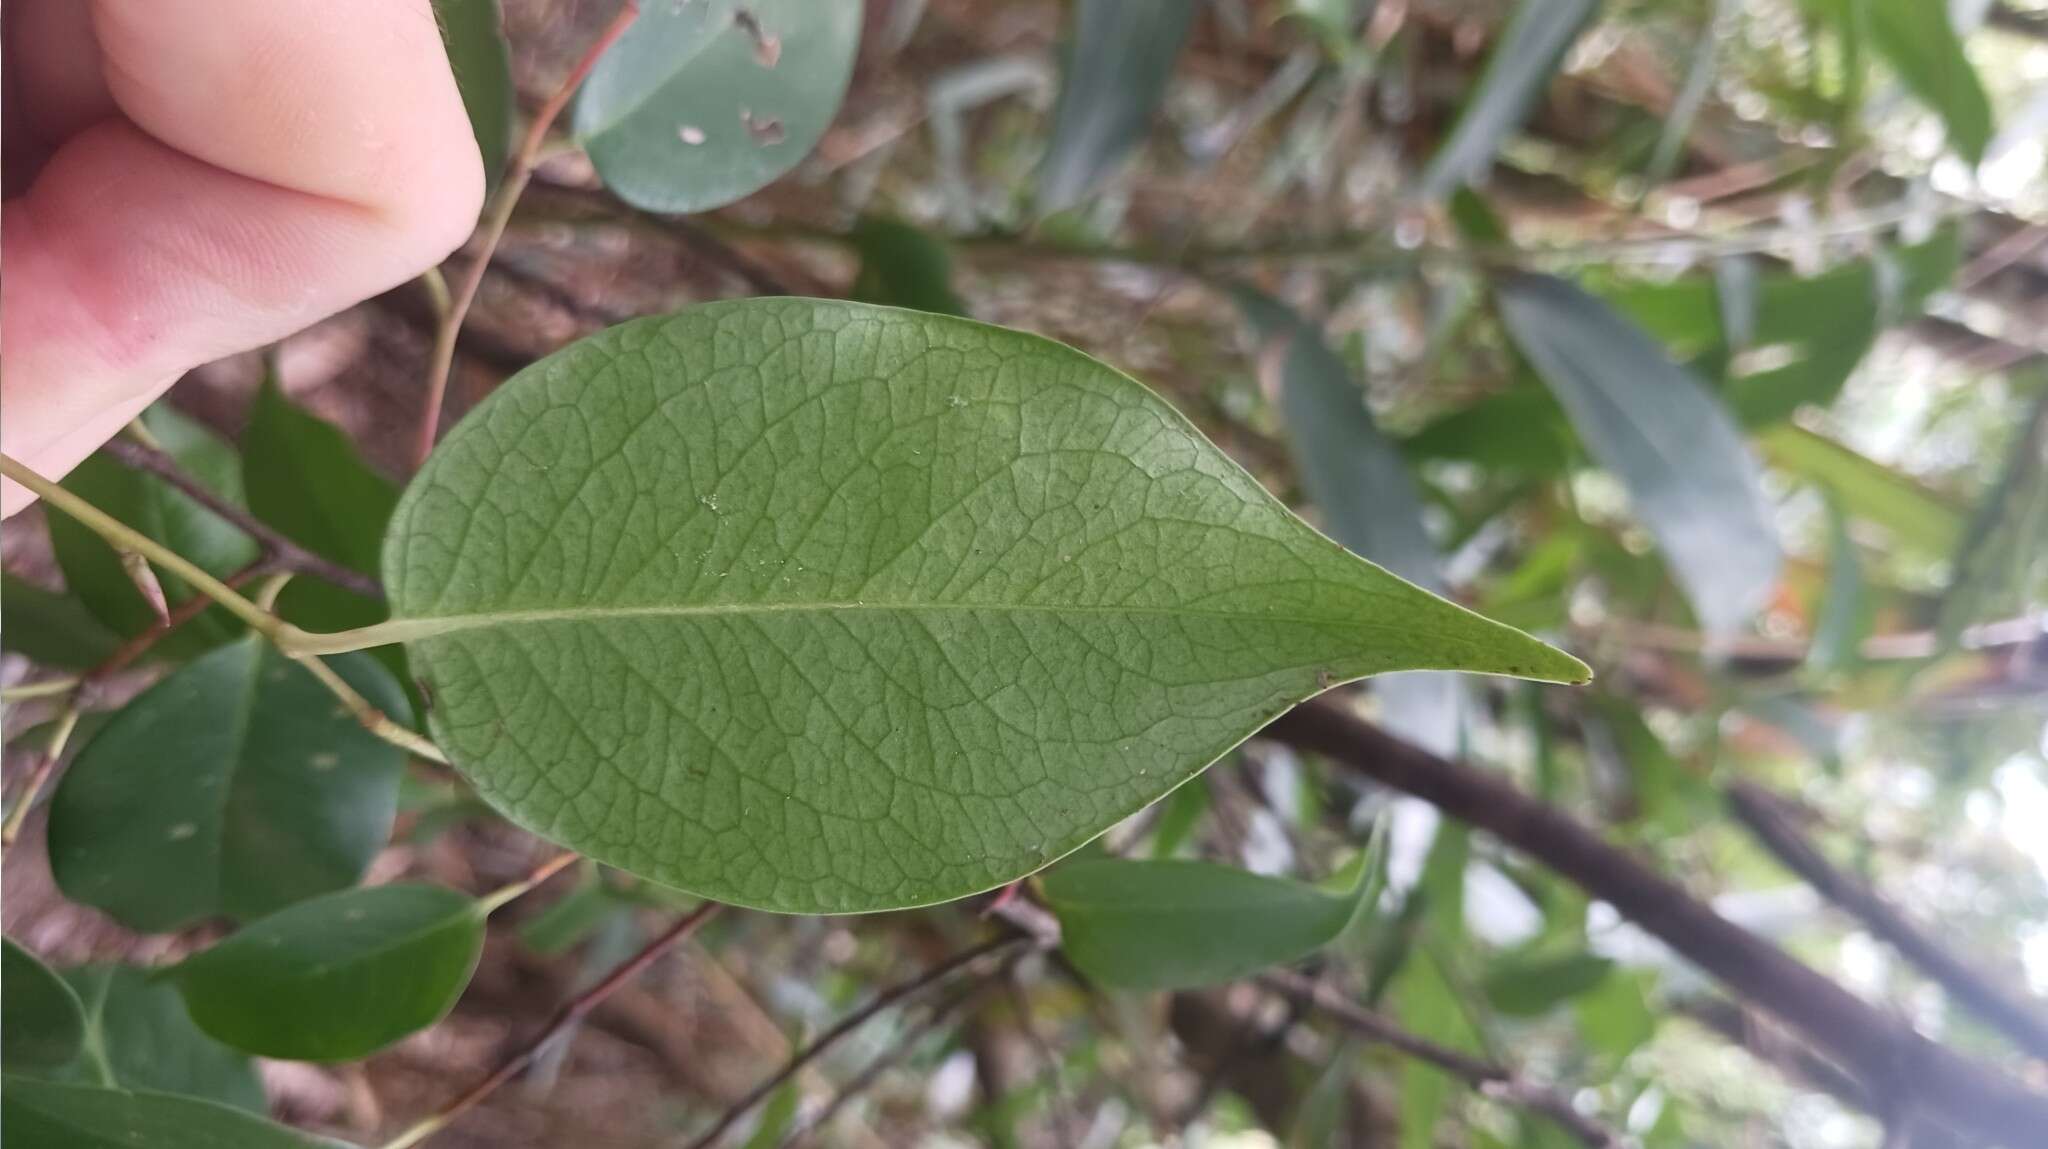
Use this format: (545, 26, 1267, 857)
(685, 933, 1031, 1149)
(782, 961, 1007, 1147)
(1265, 698, 2048, 1146)
(1727, 780, 2048, 1061)
(1, 678, 81, 702)
(411, 0, 641, 469)
(1, 707, 82, 849)
(476, 852, 581, 914)
(1258, 969, 1618, 1148)
(1, 453, 434, 763)
(379, 901, 722, 1149)
(82, 561, 278, 688)
(99, 437, 382, 600)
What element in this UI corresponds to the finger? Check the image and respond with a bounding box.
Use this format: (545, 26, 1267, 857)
(2, 0, 483, 514)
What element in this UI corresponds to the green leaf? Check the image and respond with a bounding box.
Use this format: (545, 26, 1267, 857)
(0, 1077, 334, 1149)
(432, 0, 513, 190)
(1938, 390, 2048, 643)
(851, 218, 968, 318)
(1036, 0, 1198, 214)
(381, 300, 1585, 914)
(1042, 856, 1372, 990)
(1758, 424, 1963, 556)
(173, 883, 484, 1062)
(1402, 386, 1576, 476)
(1392, 949, 1481, 1149)
(741, 1080, 802, 1149)
(1481, 950, 1614, 1016)
(3, 940, 84, 1071)
(47, 407, 258, 656)
(1863, 0, 1993, 164)
(240, 378, 414, 696)
(1573, 968, 1656, 1065)
(31, 965, 266, 1113)
(1418, 0, 1599, 199)
(49, 639, 408, 932)
(0, 575, 124, 669)
(1148, 779, 1210, 860)
(1497, 274, 1780, 636)
(573, 0, 862, 213)
(243, 379, 399, 577)
(519, 867, 620, 955)
(1809, 495, 1868, 675)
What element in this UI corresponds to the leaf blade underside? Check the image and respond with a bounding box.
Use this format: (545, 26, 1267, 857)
(385, 300, 1585, 914)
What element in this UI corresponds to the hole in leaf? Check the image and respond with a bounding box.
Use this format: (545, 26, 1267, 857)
(740, 108, 785, 145)
(734, 8, 782, 67)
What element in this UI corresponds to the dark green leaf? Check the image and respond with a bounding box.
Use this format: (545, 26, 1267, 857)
(1497, 274, 1780, 635)
(173, 883, 484, 1062)
(50, 639, 408, 932)
(33, 965, 266, 1113)
(1759, 425, 1963, 556)
(380, 300, 1585, 914)
(432, 0, 513, 190)
(1148, 778, 1210, 860)
(1036, 0, 1198, 213)
(0, 1077, 333, 1149)
(1042, 856, 1371, 990)
(0, 575, 124, 669)
(1482, 950, 1614, 1016)
(3, 940, 84, 1071)
(1864, 0, 1994, 163)
(47, 407, 258, 655)
(1392, 949, 1481, 1149)
(573, 0, 863, 213)
(242, 379, 398, 576)
(1402, 386, 1576, 476)
(851, 218, 967, 317)
(741, 1080, 801, 1149)
(1418, 0, 1599, 199)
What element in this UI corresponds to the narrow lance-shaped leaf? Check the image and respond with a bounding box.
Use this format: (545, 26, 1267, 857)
(1759, 424, 1963, 557)
(173, 884, 486, 1063)
(0, 1077, 333, 1149)
(1042, 856, 1374, 990)
(49, 639, 409, 932)
(34, 965, 266, 1114)
(1497, 274, 1781, 636)
(1036, 0, 1198, 214)
(1418, 0, 1600, 200)
(378, 299, 1586, 915)
(1234, 286, 1463, 755)
(3, 940, 85, 1071)
(432, 0, 513, 191)
(1863, 0, 1994, 164)
(573, 0, 863, 213)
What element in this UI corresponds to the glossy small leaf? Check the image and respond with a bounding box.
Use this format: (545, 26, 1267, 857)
(851, 218, 967, 317)
(0, 575, 124, 669)
(2, 940, 84, 1071)
(1497, 273, 1781, 636)
(383, 300, 1585, 914)
(1036, 0, 1198, 214)
(173, 883, 484, 1062)
(0, 1077, 331, 1149)
(1042, 856, 1372, 990)
(1418, 0, 1599, 199)
(574, 0, 862, 213)
(50, 638, 408, 932)
(432, 0, 514, 189)
(1864, 0, 1993, 164)
(47, 406, 258, 656)
(35, 965, 266, 1113)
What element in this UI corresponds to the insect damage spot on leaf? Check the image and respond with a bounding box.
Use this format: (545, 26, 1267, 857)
(678, 124, 706, 145)
(734, 8, 782, 67)
(740, 107, 785, 144)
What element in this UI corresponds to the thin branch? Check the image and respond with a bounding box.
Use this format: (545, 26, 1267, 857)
(1259, 969, 1618, 1148)
(1727, 780, 2048, 1062)
(1, 707, 82, 849)
(379, 901, 722, 1149)
(98, 437, 383, 600)
(781, 961, 1006, 1147)
(684, 933, 1031, 1149)
(411, 0, 641, 469)
(81, 561, 278, 688)
(475, 851, 581, 914)
(1264, 698, 2048, 1147)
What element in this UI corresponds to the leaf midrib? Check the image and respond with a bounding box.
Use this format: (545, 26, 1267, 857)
(351, 595, 1457, 653)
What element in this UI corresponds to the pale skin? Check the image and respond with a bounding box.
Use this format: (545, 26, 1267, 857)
(2, 0, 486, 515)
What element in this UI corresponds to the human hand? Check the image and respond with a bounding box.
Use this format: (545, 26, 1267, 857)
(2, 0, 484, 514)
